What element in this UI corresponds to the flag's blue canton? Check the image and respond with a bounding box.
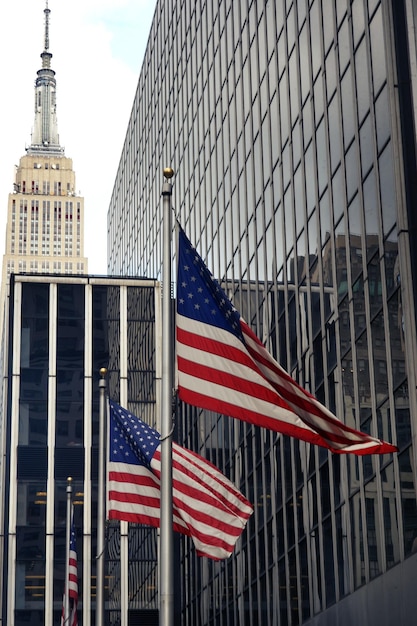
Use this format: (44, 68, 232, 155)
(70, 525, 77, 552)
(177, 228, 243, 341)
(109, 401, 160, 468)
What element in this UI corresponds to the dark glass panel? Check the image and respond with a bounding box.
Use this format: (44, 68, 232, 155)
(310, 0, 321, 80)
(339, 298, 351, 356)
(20, 317, 48, 369)
(316, 118, 328, 197)
(57, 283, 84, 319)
(332, 456, 342, 507)
(279, 70, 290, 144)
(345, 142, 359, 204)
(384, 238, 399, 298)
(288, 49, 299, 123)
(302, 98, 313, 148)
(355, 39, 370, 124)
(307, 211, 318, 261)
(326, 320, 337, 372)
(398, 449, 417, 556)
(16, 527, 45, 563)
(299, 538, 311, 619)
(18, 401, 47, 446)
(305, 143, 316, 217)
(335, 507, 348, 598)
(56, 369, 84, 401)
(359, 114, 374, 178)
(320, 463, 331, 517)
(387, 291, 406, 390)
(288, 294, 298, 367)
(288, 548, 299, 623)
(20, 367, 47, 402)
(54, 448, 84, 479)
(365, 479, 381, 579)
(378, 142, 397, 237)
(313, 333, 324, 387)
(15, 612, 44, 626)
(375, 85, 390, 153)
(340, 66, 355, 148)
(394, 386, 412, 450)
(376, 399, 393, 456)
(312, 530, 323, 606)
(17, 482, 47, 526)
(371, 311, 388, 404)
(369, 6, 387, 95)
(56, 318, 85, 370)
(17, 447, 47, 480)
(332, 167, 344, 225)
(351, 0, 365, 47)
(277, 508, 285, 558)
(283, 438, 293, 502)
(299, 24, 310, 105)
(368, 255, 383, 317)
(335, 226, 347, 301)
(319, 2, 333, 52)
(21, 283, 49, 318)
(381, 462, 401, 569)
(350, 490, 366, 587)
(323, 517, 336, 604)
(55, 401, 83, 447)
(293, 178, 305, 250)
(328, 93, 341, 177)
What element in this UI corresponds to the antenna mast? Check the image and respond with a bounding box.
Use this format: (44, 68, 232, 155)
(44, 1, 50, 51)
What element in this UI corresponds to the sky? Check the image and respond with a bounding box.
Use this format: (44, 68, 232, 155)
(0, 0, 157, 274)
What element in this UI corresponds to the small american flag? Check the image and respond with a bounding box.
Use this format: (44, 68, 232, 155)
(176, 226, 397, 455)
(61, 512, 78, 626)
(107, 401, 253, 560)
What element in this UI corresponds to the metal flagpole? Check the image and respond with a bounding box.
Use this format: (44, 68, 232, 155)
(160, 167, 174, 626)
(64, 477, 73, 625)
(97, 367, 107, 626)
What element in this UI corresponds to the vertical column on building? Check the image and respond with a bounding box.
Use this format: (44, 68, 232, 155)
(119, 285, 129, 625)
(6, 282, 23, 623)
(83, 282, 93, 619)
(154, 282, 162, 435)
(45, 283, 57, 622)
(0, 289, 11, 618)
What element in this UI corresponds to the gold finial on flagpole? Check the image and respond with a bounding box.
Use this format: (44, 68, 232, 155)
(163, 167, 174, 180)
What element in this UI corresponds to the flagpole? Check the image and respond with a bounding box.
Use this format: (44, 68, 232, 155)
(96, 367, 107, 626)
(64, 476, 73, 625)
(160, 167, 174, 626)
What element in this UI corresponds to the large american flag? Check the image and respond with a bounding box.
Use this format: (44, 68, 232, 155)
(61, 513, 78, 626)
(176, 226, 397, 455)
(107, 401, 253, 560)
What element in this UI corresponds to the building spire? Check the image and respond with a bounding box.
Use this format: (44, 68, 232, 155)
(27, 0, 64, 155)
(43, 1, 51, 58)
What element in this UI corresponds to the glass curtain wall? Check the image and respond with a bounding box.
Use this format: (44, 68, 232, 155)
(107, 1, 417, 624)
(2, 277, 160, 626)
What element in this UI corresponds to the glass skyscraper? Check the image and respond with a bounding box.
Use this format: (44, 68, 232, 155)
(108, 1, 417, 624)
(0, 276, 160, 625)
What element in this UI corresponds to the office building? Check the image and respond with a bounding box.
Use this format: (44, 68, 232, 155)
(0, 3, 88, 311)
(0, 275, 160, 625)
(108, 1, 417, 624)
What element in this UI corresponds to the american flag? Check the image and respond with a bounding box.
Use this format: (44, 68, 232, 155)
(61, 513, 78, 626)
(176, 226, 397, 455)
(107, 401, 253, 560)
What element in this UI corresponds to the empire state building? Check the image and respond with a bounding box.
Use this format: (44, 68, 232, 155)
(1, 2, 88, 306)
